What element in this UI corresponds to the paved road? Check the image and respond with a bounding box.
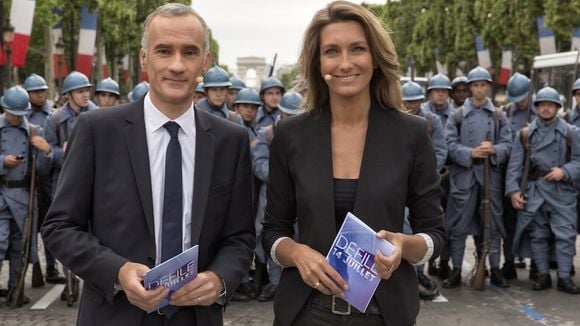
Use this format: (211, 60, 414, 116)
(1, 237, 579, 325)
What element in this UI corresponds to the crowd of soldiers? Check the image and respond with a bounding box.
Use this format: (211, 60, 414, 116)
(402, 66, 580, 300)
(0, 63, 579, 310)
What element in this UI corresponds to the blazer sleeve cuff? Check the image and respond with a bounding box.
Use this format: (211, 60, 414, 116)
(271, 236, 292, 267)
(412, 233, 434, 266)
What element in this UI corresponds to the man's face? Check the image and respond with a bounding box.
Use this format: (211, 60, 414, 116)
(429, 89, 449, 106)
(95, 92, 118, 108)
(515, 96, 529, 109)
(28, 90, 48, 107)
(227, 89, 240, 108)
(468, 81, 489, 102)
(140, 14, 211, 108)
(206, 87, 227, 107)
(403, 100, 422, 115)
(262, 88, 282, 110)
(451, 84, 469, 105)
(537, 102, 558, 121)
(574, 91, 580, 108)
(236, 103, 258, 123)
(193, 92, 205, 104)
(69, 88, 91, 108)
(5, 112, 23, 126)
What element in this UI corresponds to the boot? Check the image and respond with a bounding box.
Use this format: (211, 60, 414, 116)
(442, 269, 461, 288)
(502, 261, 517, 280)
(46, 267, 66, 284)
(418, 283, 439, 300)
(490, 267, 510, 287)
(438, 260, 450, 280)
(532, 273, 552, 291)
(529, 260, 538, 281)
(557, 277, 580, 294)
(427, 259, 439, 276)
(417, 272, 437, 291)
(258, 283, 277, 302)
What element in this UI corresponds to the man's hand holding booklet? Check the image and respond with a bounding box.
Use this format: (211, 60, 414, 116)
(326, 212, 395, 312)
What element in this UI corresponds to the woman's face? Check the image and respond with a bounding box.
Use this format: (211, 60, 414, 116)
(319, 21, 374, 100)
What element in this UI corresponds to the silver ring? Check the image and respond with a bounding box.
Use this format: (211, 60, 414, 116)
(197, 296, 202, 304)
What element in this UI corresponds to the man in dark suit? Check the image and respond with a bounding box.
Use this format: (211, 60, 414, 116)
(41, 3, 254, 325)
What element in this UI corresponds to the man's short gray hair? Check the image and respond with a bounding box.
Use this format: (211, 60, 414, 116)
(141, 3, 210, 53)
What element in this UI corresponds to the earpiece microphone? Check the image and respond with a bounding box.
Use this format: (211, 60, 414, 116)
(196, 76, 203, 83)
(324, 74, 332, 81)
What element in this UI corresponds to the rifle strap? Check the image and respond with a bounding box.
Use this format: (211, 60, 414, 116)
(521, 126, 573, 161)
(454, 106, 502, 141)
(426, 113, 433, 138)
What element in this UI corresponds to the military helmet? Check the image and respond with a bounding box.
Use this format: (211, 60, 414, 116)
(195, 82, 206, 94)
(402, 81, 425, 101)
(451, 76, 468, 89)
(63, 71, 92, 94)
(572, 78, 580, 94)
(467, 66, 492, 84)
(533, 87, 562, 108)
(229, 76, 246, 90)
(506, 73, 530, 103)
(23, 73, 49, 92)
(0, 86, 31, 116)
(95, 77, 120, 96)
(128, 81, 149, 103)
(234, 88, 261, 106)
(260, 77, 285, 94)
(427, 74, 451, 91)
(279, 91, 304, 115)
(203, 66, 232, 88)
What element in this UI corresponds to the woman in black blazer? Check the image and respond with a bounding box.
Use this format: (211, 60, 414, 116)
(261, 1, 445, 325)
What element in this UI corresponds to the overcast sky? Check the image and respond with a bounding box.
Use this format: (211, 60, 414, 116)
(191, 0, 386, 76)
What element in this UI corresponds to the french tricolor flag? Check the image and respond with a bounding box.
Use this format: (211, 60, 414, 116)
(571, 28, 580, 51)
(434, 48, 448, 75)
(101, 48, 109, 78)
(76, 7, 98, 78)
(52, 8, 68, 79)
(475, 35, 492, 70)
(537, 17, 556, 55)
(8, 0, 36, 68)
(497, 49, 512, 86)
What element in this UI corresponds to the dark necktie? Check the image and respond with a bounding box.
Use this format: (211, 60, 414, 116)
(161, 121, 183, 263)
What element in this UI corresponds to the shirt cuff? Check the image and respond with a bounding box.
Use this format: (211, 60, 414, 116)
(413, 233, 434, 266)
(271, 236, 292, 267)
(215, 278, 227, 305)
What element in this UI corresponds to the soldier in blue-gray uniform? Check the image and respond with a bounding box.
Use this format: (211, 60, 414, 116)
(505, 87, 580, 294)
(500, 73, 537, 279)
(37, 71, 97, 302)
(23, 74, 66, 285)
(450, 76, 470, 110)
(233, 88, 260, 144)
(443, 67, 512, 288)
(193, 82, 205, 105)
(196, 66, 241, 123)
(564, 78, 580, 235)
(252, 91, 304, 302)
(127, 81, 149, 103)
(255, 77, 284, 129)
(94, 77, 120, 108)
(227, 76, 246, 111)
(423, 73, 454, 128)
(402, 81, 446, 300)
(0, 86, 52, 302)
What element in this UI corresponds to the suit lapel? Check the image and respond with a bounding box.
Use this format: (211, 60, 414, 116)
(190, 109, 214, 245)
(123, 100, 155, 241)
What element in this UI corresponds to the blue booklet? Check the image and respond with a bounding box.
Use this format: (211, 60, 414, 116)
(143, 245, 199, 313)
(326, 212, 395, 313)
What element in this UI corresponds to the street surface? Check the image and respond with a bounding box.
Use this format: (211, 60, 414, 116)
(1, 236, 579, 325)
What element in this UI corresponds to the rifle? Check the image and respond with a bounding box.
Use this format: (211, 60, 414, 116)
(66, 271, 79, 306)
(472, 134, 492, 291)
(518, 128, 531, 204)
(6, 154, 37, 307)
(268, 53, 277, 78)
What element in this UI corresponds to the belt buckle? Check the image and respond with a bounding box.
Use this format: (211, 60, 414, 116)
(331, 295, 351, 315)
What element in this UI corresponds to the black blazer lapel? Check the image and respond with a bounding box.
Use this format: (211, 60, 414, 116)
(190, 108, 214, 245)
(123, 100, 155, 242)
